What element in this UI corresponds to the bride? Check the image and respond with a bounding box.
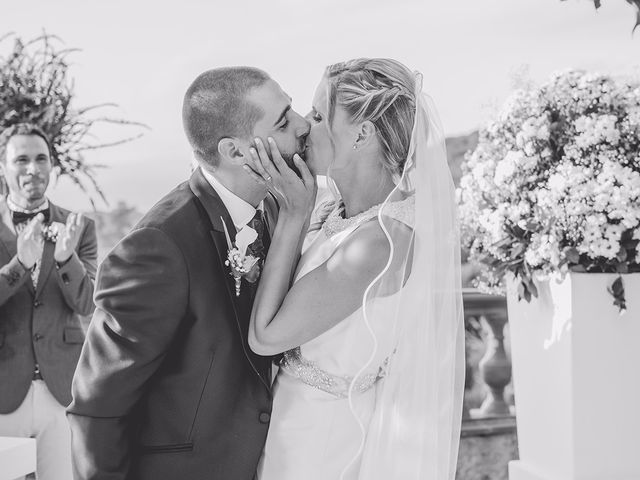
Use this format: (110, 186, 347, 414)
(245, 58, 465, 480)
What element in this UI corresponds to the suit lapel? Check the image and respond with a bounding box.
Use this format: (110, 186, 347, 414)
(188, 169, 239, 301)
(34, 203, 66, 298)
(189, 168, 271, 391)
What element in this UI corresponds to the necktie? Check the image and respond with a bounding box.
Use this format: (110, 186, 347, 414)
(11, 208, 50, 225)
(246, 210, 270, 260)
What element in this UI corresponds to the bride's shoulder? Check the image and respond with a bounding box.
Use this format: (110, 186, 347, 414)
(383, 195, 415, 228)
(327, 216, 412, 274)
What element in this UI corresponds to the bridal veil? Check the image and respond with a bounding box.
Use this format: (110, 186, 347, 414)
(339, 72, 465, 480)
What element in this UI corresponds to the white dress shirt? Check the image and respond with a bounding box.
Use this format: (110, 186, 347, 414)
(201, 168, 263, 231)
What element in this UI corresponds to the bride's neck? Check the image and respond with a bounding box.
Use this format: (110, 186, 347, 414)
(334, 162, 396, 218)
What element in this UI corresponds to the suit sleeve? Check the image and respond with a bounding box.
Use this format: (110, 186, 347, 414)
(55, 218, 98, 315)
(0, 255, 31, 306)
(66, 226, 189, 480)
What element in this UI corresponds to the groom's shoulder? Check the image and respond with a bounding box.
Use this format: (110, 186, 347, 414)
(134, 180, 200, 236)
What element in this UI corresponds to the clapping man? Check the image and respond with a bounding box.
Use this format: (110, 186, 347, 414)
(0, 123, 97, 479)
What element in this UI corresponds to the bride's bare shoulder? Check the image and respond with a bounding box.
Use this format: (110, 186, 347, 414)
(326, 218, 413, 276)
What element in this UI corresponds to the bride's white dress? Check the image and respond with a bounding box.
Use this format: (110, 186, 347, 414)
(257, 199, 413, 480)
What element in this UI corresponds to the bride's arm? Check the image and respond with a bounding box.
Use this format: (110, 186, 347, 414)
(249, 220, 394, 356)
(245, 138, 405, 356)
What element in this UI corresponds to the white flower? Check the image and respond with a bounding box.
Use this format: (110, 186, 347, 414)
(597, 115, 621, 145)
(521, 117, 540, 140)
(494, 154, 517, 186)
(548, 173, 566, 193)
(574, 115, 589, 133)
(627, 106, 640, 125)
(523, 142, 536, 157)
(536, 124, 550, 140)
(525, 248, 542, 267)
(235, 226, 257, 256)
(525, 233, 560, 268)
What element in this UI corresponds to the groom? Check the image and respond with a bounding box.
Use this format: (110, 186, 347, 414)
(67, 67, 310, 480)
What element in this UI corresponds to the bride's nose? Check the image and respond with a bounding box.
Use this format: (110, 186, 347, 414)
(295, 115, 311, 137)
(304, 110, 314, 122)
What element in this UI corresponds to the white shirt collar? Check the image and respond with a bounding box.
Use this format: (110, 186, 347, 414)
(201, 168, 262, 231)
(6, 197, 50, 214)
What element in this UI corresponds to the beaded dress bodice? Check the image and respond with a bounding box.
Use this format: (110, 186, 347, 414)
(278, 196, 415, 398)
(322, 196, 414, 238)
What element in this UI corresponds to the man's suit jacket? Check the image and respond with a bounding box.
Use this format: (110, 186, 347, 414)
(0, 201, 97, 413)
(67, 169, 275, 480)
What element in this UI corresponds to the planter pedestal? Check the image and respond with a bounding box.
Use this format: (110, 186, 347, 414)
(507, 273, 640, 480)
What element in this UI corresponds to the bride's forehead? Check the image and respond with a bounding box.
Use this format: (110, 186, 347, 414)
(312, 91, 327, 112)
(312, 79, 328, 108)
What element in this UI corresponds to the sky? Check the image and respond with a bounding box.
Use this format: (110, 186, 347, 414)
(2, 0, 639, 211)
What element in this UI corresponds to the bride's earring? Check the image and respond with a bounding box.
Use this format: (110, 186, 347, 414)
(353, 133, 364, 150)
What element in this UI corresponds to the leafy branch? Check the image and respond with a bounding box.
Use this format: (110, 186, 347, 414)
(561, 0, 640, 32)
(0, 32, 148, 208)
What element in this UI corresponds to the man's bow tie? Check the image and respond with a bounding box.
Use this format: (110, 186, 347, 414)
(11, 208, 50, 225)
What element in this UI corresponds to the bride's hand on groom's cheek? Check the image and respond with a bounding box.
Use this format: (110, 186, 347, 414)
(244, 137, 316, 219)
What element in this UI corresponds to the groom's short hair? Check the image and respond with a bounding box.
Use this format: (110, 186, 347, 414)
(182, 67, 270, 167)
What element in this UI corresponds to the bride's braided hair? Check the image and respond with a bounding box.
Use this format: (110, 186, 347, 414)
(325, 58, 416, 181)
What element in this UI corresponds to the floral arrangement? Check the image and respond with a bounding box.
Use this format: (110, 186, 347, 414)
(458, 69, 640, 311)
(0, 33, 146, 206)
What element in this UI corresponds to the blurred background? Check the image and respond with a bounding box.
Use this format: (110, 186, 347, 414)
(3, 0, 638, 222)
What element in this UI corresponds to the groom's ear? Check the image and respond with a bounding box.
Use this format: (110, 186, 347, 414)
(217, 138, 245, 165)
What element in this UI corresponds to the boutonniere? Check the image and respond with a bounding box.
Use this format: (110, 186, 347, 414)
(221, 217, 260, 297)
(41, 223, 61, 243)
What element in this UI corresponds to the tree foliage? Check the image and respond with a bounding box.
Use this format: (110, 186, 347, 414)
(561, 0, 640, 32)
(0, 33, 147, 207)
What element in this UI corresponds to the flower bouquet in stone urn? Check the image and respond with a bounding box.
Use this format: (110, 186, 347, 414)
(457, 69, 640, 312)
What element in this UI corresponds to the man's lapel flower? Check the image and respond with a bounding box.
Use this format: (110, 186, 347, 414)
(42, 222, 63, 243)
(221, 217, 260, 297)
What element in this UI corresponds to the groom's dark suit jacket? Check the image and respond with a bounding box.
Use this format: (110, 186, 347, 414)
(67, 169, 275, 480)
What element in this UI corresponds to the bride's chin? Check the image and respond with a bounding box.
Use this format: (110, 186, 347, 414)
(310, 163, 328, 177)
(307, 155, 331, 178)
(304, 153, 319, 177)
